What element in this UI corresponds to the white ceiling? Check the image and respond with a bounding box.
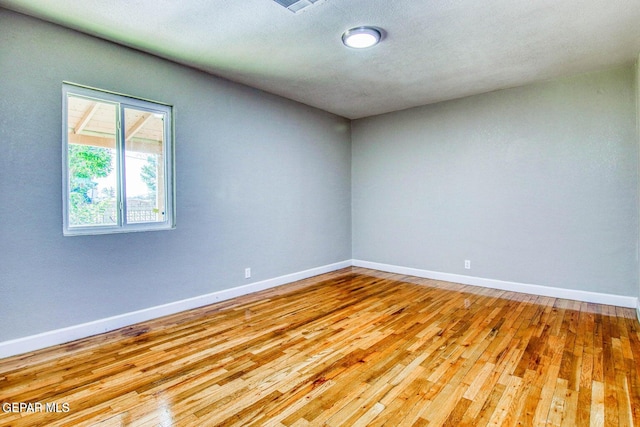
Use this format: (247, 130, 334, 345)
(2, 0, 640, 119)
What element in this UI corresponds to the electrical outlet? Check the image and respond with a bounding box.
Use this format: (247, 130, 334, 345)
(464, 260, 471, 269)
(245, 268, 251, 279)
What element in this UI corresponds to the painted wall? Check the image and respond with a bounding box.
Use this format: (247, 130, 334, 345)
(352, 66, 638, 297)
(1, 7, 638, 345)
(637, 55, 640, 310)
(0, 9, 351, 341)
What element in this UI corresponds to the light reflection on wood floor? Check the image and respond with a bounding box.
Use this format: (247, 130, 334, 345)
(0, 267, 639, 426)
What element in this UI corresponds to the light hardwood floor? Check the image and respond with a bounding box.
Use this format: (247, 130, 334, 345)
(1, 267, 639, 426)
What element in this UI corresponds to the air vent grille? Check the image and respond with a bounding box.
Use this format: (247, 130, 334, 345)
(273, 0, 323, 13)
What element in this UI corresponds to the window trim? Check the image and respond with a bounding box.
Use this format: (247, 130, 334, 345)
(62, 83, 175, 236)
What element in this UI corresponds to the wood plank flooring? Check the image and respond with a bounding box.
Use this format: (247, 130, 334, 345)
(1, 267, 639, 426)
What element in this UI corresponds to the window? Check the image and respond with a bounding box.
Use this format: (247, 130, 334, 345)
(62, 83, 174, 235)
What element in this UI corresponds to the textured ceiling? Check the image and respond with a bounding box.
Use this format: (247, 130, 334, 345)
(1, 0, 639, 119)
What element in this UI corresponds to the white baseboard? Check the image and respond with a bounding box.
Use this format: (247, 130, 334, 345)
(3, 258, 637, 359)
(0, 260, 351, 359)
(352, 260, 639, 309)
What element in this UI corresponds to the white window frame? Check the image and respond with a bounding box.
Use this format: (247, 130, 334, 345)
(62, 83, 175, 236)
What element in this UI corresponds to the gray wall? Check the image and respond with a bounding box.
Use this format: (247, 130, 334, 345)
(1, 8, 638, 344)
(0, 9, 351, 341)
(352, 66, 638, 297)
(637, 56, 640, 304)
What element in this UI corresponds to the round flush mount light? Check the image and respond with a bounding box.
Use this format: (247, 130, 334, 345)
(342, 26, 382, 49)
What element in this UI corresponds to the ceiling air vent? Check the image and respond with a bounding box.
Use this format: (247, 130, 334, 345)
(273, 0, 323, 13)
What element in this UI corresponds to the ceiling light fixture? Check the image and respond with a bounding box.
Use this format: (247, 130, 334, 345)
(342, 26, 382, 49)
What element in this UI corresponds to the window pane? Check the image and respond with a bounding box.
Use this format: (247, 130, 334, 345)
(63, 83, 174, 236)
(123, 107, 166, 224)
(67, 95, 118, 227)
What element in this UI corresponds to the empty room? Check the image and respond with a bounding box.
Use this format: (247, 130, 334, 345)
(1, 0, 639, 425)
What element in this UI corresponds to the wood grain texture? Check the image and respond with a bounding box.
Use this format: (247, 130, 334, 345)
(1, 267, 639, 426)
